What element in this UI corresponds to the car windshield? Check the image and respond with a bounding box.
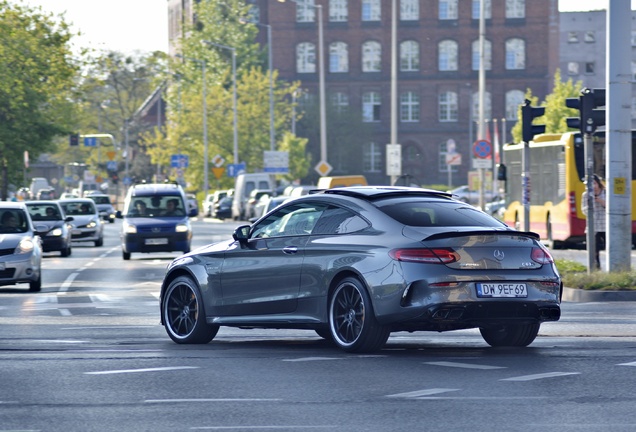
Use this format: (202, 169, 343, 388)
(0, 209, 28, 233)
(26, 204, 62, 221)
(126, 195, 186, 217)
(90, 196, 111, 205)
(60, 201, 96, 216)
(375, 199, 507, 228)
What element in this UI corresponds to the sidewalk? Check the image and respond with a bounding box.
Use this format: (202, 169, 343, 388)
(562, 287, 636, 302)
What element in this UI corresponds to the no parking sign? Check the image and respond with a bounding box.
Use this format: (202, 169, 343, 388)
(472, 139, 492, 159)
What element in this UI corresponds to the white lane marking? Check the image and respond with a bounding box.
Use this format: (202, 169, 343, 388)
(189, 426, 335, 430)
(618, 361, 636, 366)
(500, 372, 581, 381)
(425, 361, 506, 370)
(415, 396, 549, 400)
(33, 339, 88, 344)
(58, 272, 79, 294)
(85, 366, 199, 375)
(145, 398, 283, 403)
(387, 388, 459, 398)
(282, 357, 343, 362)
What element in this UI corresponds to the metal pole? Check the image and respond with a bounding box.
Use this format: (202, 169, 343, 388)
(317, 4, 327, 164)
(267, 24, 275, 151)
(231, 48, 238, 164)
(124, 120, 129, 183)
(584, 133, 596, 273)
(390, 0, 398, 185)
(478, 0, 486, 210)
(203, 61, 209, 200)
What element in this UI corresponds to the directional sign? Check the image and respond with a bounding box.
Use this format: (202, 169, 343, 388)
(106, 161, 118, 171)
(84, 137, 97, 147)
(227, 163, 246, 178)
(473, 139, 492, 159)
(170, 154, 189, 168)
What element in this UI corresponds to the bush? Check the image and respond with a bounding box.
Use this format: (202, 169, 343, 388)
(555, 259, 636, 291)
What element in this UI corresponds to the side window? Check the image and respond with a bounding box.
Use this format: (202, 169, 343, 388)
(312, 206, 369, 235)
(251, 203, 327, 238)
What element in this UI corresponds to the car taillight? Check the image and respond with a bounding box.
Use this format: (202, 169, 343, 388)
(389, 248, 459, 264)
(531, 245, 554, 264)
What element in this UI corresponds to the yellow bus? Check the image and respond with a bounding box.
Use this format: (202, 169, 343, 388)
(500, 131, 636, 248)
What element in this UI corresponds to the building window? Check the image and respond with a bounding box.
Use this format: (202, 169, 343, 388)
(296, 42, 316, 73)
(568, 32, 579, 43)
(330, 92, 349, 113)
(439, 91, 458, 122)
(362, 0, 381, 21)
(400, 0, 419, 21)
(439, 40, 458, 71)
(329, 42, 349, 73)
(472, 91, 492, 121)
(567, 61, 579, 75)
(505, 0, 525, 18)
(505, 38, 525, 70)
(472, 0, 492, 19)
(363, 142, 382, 172)
(400, 91, 420, 122)
(362, 92, 381, 122)
(296, 0, 316, 22)
(362, 41, 381, 72)
(472, 39, 492, 70)
(298, 91, 316, 111)
(439, 0, 458, 20)
(400, 40, 419, 71)
(584, 31, 596, 43)
(505, 90, 524, 120)
(329, 0, 348, 22)
(585, 62, 595, 74)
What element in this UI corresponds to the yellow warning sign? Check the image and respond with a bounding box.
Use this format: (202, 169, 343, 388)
(212, 167, 225, 179)
(106, 151, 116, 161)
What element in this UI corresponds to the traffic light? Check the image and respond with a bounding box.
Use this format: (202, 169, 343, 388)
(521, 99, 546, 143)
(69, 133, 79, 146)
(565, 88, 606, 135)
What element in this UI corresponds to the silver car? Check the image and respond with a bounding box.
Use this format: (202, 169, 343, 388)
(0, 203, 43, 292)
(58, 199, 104, 247)
(159, 186, 562, 353)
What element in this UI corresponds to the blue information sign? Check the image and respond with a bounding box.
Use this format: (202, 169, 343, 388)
(226, 163, 246, 178)
(170, 154, 189, 168)
(84, 137, 97, 147)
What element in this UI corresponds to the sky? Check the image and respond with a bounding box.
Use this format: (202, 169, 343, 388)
(9, 1, 631, 56)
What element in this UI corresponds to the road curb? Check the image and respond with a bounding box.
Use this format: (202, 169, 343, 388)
(563, 287, 636, 302)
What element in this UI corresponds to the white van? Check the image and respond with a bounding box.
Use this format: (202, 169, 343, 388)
(232, 173, 274, 220)
(29, 177, 50, 199)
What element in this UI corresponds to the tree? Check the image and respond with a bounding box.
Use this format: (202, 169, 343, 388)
(0, 1, 79, 198)
(278, 132, 310, 183)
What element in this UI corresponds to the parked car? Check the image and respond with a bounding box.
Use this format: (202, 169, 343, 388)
(212, 196, 233, 220)
(484, 198, 506, 219)
(25, 201, 73, 257)
(250, 195, 292, 222)
(0, 203, 43, 291)
(116, 182, 197, 260)
(35, 188, 55, 200)
(245, 189, 273, 219)
(87, 193, 116, 223)
(59, 192, 79, 200)
(448, 185, 498, 206)
(202, 190, 228, 217)
(159, 186, 562, 352)
(58, 198, 104, 247)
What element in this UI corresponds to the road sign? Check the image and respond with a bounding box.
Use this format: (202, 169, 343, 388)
(386, 144, 402, 177)
(170, 154, 189, 168)
(212, 167, 225, 179)
(227, 163, 246, 177)
(445, 153, 462, 166)
(264, 151, 289, 173)
(84, 137, 97, 147)
(315, 160, 332, 177)
(106, 161, 118, 171)
(472, 139, 492, 159)
(212, 154, 225, 168)
(106, 151, 116, 161)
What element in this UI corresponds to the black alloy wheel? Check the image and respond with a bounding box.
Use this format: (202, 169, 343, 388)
(479, 323, 541, 347)
(163, 275, 219, 344)
(329, 277, 390, 353)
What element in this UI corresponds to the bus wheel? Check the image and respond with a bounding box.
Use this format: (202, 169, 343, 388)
(546, 216, 563, 250)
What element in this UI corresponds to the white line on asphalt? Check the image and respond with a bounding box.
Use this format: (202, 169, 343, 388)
(145, 398, 283, 403)
(387, 388, 460, 398)
(425, 361, 506, 370)
(85, 366, 199, 375)
(500, 372, 581, 381)
(414, 396, 549, 400)
(58, 272, 79, 294)
(189, 426, 336, 430)
(618, 361, 636, 366)
(282, 357, 343, 362)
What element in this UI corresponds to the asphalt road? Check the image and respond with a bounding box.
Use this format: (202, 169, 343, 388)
(0, 219, 635, 431)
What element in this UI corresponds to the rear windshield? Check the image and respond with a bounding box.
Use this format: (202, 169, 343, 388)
(60, 201, 96, 216)
(376, 199, 506, 228)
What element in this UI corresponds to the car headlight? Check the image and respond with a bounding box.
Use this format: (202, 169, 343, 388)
(124, 222, 137, 234)
(16, 237, 35, 254)
(176, 223, 189, 233)
(49, 228, 63, 237)
(87, 220, 97, 228)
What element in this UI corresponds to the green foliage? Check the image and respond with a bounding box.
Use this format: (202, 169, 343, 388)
(556, 259, 636, 291)
(0, 1, 80, 196)
(279, 132, 310, 182)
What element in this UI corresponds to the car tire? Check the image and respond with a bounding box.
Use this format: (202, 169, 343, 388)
(328, 277, 390, 353)
(162, 275, 219, 344)
(479, 323, 541, 347)
(60, 246, 69, 257)
(123, 251, 131, 260)
(29, 273, 42, 292)
(95, 237, 103, 247)
(314, 328, 333, 340)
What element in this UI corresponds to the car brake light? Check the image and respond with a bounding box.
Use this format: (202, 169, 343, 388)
(390, 248, 459, 264)
(531, 246, 554, 264)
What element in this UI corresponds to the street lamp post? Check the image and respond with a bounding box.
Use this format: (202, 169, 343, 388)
(176, 54, 208, 198)
(203, 40, 239, 165)
(278, 0, 327, 168)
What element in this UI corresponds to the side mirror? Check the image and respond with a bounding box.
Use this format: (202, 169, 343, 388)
(189, 208, 199, 218)
(65, 216, 74, 223)
(116, 210, 123, 219)
(232, 225, 251, 243)
(497, 164, 507, 181)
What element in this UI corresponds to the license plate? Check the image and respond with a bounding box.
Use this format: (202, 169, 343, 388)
(476, 283, 527, 298)
(145, 238, 168, 245)
(72, 230, 81, 235)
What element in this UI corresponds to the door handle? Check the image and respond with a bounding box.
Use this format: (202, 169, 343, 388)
(283, 246, 298, 254)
